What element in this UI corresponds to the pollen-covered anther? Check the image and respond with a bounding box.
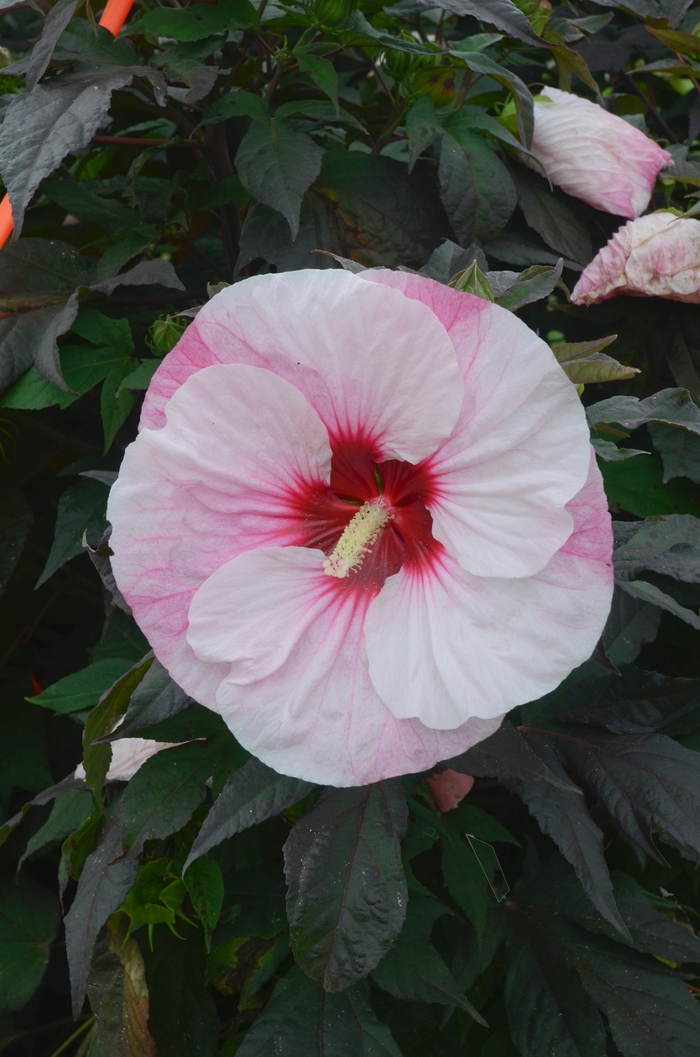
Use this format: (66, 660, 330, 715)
(323, 498, 393, 578)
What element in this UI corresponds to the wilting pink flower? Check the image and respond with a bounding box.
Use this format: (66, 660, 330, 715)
(427, 769, 475, 812)
(524, 87, 671, 220)
(572, 211, 700, 306)
(75, 737, 171, 782)
(107, 270, 613, 787)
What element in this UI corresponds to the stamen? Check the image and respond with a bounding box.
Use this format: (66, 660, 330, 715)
(323, 499, 393, 578)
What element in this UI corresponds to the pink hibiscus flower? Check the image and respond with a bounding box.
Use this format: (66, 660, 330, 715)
(107, 270, 613, 787)
(572, 211, 700, 306)
(523, 87, 671, 220)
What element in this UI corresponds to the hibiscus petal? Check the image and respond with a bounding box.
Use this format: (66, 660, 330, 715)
(108, 363, 332, 703)
(364, 453, 613, 729)
(360, 270, 591, 577)
(141, 270, 463, 463)
(186, 546, 503, 786)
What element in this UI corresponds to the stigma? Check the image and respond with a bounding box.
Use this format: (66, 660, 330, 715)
(323, 498, 393, 578)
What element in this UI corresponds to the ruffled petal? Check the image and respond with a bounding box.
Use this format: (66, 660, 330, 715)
(360, 270, 591, 577)
(108, 363, 332, 704)
(186, 545, 503, 786)
(141, 270, 463, 464)
(364, 453, 613, 729)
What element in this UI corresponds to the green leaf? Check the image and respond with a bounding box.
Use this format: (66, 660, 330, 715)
(36, 477, 110, 588)
(371, 895, 487, 1024)
(561, 355, 638, 386)
(119, 741, 221, 854)
(235, 966, 403, 1057)
(0, 343, 130, 411)
(0, 295, 80, 395)
(437, 0, 546, 46)
(294, 45, 339, 114)
(494, 261, 563, 312)
(439, 126, 516, 245)
(284, 781, 408, 991)
(27, 657, 136, 715)
(101, 360, 136, 453)
(512, 167, 593, 266)
(135, 3, 235, 41)
(20, 789, 93, 867)
(600, 457, 700, 518)
(0, 877, 60, 1011)
(235, 116, 324, 239)
(117, 360, 160, 393)
(184, 858, 224, 932)
(184, 757, 311, 872)
(202, 90, 269, 124)
(0, 486, 32, 595)
(44, 179, 141, 235)
(82, 656, 154, 804)
(405, 95, 441, 173)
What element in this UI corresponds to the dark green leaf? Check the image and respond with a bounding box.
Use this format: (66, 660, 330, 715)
(439, 126, 516, 245)
(0, 877, 60, 1011)
(90, 258, 184, 295)
(506, 744, 628, 936)
(512, 167, 593, 266)
(26, 0, 79, 93)
(558, 666, 700, 734)
(235, 116, 323, 239)
(602, 587, 662, 666)
(0, 295, 80, 395)
(445, 719, 579, 789)
(44, 179, 141, 235)
(436, 0, 546, 46)
(144, 923, 220, 1057)
(650, 422, 700, 484)
(371, 895, 487, 1024)
(136, 3, 236, 41)
(184, 857, 224, 932)
(543, 723, 700, 860)
(64, 812, 139, 1016)
(284, 781, 408, 991)
(0, 71, 134, 236)
(236, 965, 403, 1057)
(588, 388, 700, 436)
(36, 477, 110, 588)
(184, 757, 311, 872)
(103, 659, 192, 741)
(617, 578, 700, 631)
(614, 515, 700, 584)
(0, 486, 32, 595)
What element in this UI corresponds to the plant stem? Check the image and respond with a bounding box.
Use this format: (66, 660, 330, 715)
(47, 1019, 95, 1057)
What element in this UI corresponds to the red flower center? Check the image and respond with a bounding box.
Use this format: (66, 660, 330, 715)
(292, 433, 440, 592)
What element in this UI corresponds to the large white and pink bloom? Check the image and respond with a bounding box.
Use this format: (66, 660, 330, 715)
(524, 87, 671, 220)
(573, 211, 700, 306)
(106, 269, 613, 787)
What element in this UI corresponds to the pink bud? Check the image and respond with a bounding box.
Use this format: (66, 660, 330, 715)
(523, 88, 671, 219)
(426, 769, 475, 812)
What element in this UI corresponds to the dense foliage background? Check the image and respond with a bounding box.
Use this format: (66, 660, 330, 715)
(3, 0, 700, 1052)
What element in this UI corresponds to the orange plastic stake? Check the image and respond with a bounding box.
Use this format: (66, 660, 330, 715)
(98, 0, 135, 36)
(0, 195, 12, 249)
(0, 0, 135, 251)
